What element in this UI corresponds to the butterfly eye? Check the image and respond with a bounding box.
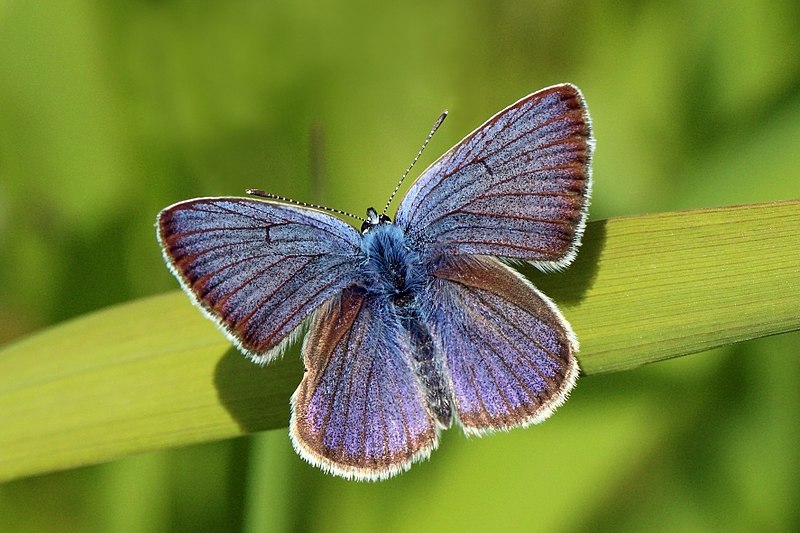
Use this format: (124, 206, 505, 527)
(361, 208, 392, 233)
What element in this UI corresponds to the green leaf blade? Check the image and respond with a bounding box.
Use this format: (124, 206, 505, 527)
(1, 200, 798, 482)
(539, 200, 800, 374)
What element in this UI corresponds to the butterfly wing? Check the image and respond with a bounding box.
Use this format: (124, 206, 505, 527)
(291, 289, 439, 480)
(395, 83, 593, 270)
(427, 255, 578, 434)
(157, 198, 361, 364)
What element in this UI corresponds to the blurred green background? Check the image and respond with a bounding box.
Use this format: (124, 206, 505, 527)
(1, 1, 799, 531)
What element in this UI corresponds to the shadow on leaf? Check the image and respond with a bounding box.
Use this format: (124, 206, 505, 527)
(214, 345, 303, 433)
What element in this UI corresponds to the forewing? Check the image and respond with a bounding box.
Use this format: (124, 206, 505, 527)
(427, 255, 578, 435)
(157, 198, 361, 364)
(396, 83, 593, 269)
(291, 289, 439, 480)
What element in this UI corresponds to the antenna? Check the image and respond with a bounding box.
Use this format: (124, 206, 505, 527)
(382, 110, 448, 216)
(246, 189, 365, 222)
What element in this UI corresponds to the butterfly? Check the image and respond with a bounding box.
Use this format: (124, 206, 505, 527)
(156, 83, 593, 481)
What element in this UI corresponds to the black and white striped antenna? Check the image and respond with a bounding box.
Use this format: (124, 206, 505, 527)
(246, 189, 365, 222)
(381, 110, 448, 217)
(248, 109, 447, 223)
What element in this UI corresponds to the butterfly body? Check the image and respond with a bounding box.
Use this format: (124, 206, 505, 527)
(358, 215, 454, 427)
(157, 83, 594, 480)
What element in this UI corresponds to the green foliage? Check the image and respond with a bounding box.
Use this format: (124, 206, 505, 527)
(1, 1, 799, 531)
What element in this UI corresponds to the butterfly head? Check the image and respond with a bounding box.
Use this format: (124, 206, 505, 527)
(361, 207, 392, 234)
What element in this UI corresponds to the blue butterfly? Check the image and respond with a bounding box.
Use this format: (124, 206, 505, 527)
(157, 83, 593, 480)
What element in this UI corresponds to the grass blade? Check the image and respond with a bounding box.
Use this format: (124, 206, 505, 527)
(1, 200, 798, 482)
